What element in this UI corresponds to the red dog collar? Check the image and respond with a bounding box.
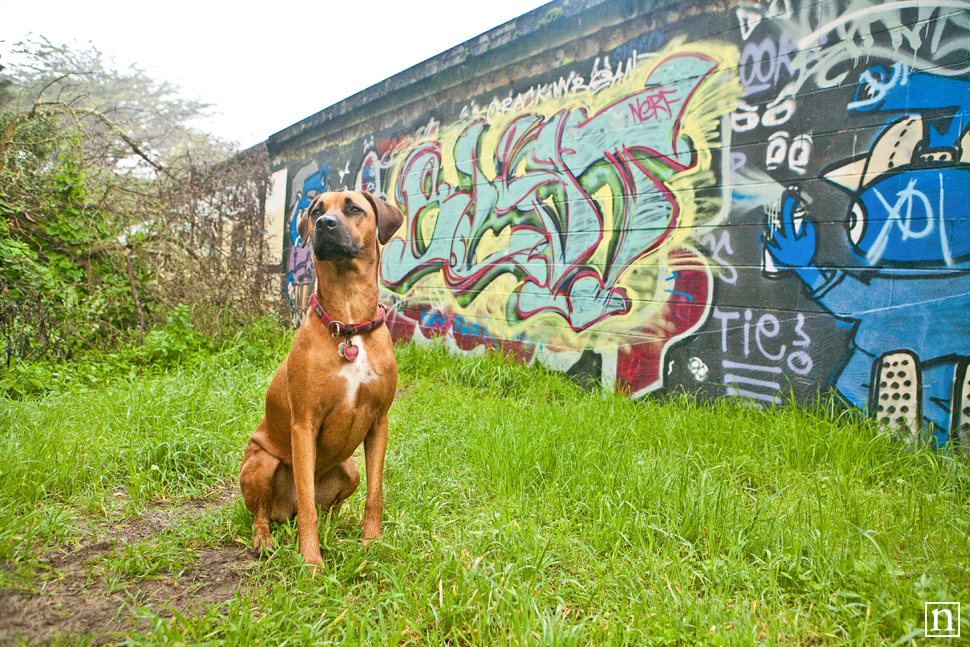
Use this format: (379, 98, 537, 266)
(308, 293, 387, 361)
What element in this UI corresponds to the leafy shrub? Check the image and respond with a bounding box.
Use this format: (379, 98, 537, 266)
(135, 305, 207, 365)
(0, 312, 290, 399)
(1, 40, 282, 380)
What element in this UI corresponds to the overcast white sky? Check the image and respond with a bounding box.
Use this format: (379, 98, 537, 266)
(1, 0, 553, 148)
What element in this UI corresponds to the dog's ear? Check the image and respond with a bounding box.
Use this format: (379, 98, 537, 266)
(297, 195, 324, 248)
(362, 192, 405, 245)
(297, 208, 311, 248)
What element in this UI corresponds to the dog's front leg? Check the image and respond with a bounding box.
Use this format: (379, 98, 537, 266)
(362, 414, 389, 543)
(292, 424, 323, 567)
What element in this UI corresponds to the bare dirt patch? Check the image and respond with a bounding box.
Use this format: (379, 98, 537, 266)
(0, 487, 255, 646)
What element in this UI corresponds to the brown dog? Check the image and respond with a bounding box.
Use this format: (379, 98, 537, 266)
(239, 190, 404, 567)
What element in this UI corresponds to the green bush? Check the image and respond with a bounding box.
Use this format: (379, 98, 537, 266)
(0, 309, 291, 399)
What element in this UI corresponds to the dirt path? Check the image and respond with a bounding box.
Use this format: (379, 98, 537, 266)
(0, 486, 254, 646)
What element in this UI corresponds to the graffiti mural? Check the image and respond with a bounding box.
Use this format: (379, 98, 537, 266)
(766, 68, 970, 446)
(285, 166, 328, 326)
(374, 46, 739, 396)
(268, 0, 970, 448)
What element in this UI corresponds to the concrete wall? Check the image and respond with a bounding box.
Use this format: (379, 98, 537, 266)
(265, 0, 970, 448)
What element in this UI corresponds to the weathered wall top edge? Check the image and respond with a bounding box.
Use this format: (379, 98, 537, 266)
(267, 3, 622, 159)
(267, 0, 575, 152)
(265, 0, 696, 155)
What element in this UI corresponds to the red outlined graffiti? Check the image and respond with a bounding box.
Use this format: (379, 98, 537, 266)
(382, 52, 726, 332)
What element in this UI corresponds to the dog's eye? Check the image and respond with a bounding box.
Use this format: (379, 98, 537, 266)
(348, 205, 363, 215)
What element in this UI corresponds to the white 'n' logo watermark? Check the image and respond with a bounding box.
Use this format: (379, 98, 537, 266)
(925, 601, 961, 638)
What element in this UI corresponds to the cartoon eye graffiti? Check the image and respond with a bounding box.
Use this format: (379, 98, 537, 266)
(847, 201, 867, 246)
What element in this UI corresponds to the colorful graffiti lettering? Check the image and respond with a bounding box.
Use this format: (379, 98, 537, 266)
(382, 49, 737, 336)
(369, 45, 739, 395)
(271, 0, 970, 448)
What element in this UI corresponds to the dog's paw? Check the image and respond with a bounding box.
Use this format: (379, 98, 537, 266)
(302, 553, 325, 575)
(251, 530, 274, 558)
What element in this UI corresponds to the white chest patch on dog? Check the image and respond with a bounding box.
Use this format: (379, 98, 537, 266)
(338, 337, 378, 402)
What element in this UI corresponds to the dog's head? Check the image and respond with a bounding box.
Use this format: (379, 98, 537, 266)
(297, 191, 404, 261)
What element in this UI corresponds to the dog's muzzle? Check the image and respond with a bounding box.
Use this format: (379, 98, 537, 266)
(313, 215, 361, 260)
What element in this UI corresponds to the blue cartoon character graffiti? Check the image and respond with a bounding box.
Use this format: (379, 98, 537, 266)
(286, 167, 329, 325)
(765, 66, 970, 448)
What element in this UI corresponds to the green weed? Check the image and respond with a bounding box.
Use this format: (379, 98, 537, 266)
(1, 334, 967, 645)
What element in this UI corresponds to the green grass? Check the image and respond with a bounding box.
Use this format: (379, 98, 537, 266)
(1, 335, 969, 645)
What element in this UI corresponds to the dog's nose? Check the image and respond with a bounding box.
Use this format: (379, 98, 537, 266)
(318, 215, 339, 229)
